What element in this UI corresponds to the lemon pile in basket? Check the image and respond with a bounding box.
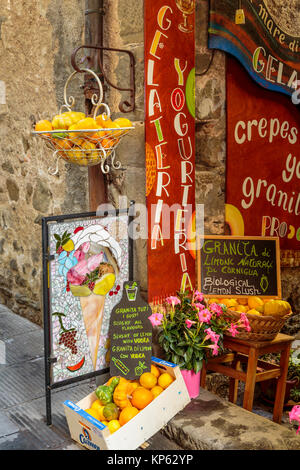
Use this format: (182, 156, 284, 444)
(84, 365, 174, 434)
(34, 112, 132, 165)
(208, 296, 292, 317)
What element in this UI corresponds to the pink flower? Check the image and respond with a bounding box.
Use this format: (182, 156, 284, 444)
(194, 290, 204, 302)
(148, 312, 164, 327)
(209, 303, 223, 317)
(207, 342, 219, 356)
(166, 296, 181, 306)
(289, 405, 300, 434)
(185, 319, 196, 329)
(194, 302, 205, 311)
(228, 323, 239, 337)
(87, 253, 103, 272)
(240, 312, 251, 332)
(204, 327, 220, 344)
(197, 308, 212, 323)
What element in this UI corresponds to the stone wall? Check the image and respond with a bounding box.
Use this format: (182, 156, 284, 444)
(0, 0, 299, 331)
(0, 0, 88, 325)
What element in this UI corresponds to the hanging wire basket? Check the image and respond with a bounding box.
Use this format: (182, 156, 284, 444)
(31, 68, 134, 175)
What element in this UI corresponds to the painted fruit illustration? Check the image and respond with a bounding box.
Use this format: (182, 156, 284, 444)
(145, 142, 157, 197)
(225, 204, 245, 236)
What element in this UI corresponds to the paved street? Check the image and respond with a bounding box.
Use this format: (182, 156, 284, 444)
(0, 303, 181, 450)
(1, 303, 300, 451)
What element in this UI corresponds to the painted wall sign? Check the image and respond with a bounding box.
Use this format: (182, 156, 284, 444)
(47, 212, 131, 384)
(209, 0, 300, 99)
(226, 57, 300, 268)
(144, 0, 196, 303)
(109, 281, 152, 379)
(197, 235, 281, 298)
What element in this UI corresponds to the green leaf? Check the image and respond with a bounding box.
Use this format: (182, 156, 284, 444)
(171, 354, 179, 365)
(54, 234, 61, 241)
(184, 346, 193, 364)
(193, 359, 203, 374)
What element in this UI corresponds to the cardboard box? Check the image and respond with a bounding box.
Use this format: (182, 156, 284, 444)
(63, 357, 191, 450)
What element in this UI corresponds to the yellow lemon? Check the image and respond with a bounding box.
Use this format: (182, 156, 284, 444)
(62, 239, 75, 252)
(113, 117, 132, 128)
(158, 373, 174, 389)
(247, 309, 261, 316)
(107, 420, 121, 434)
(222, 298, 238, 308)
(248, 296, 264, 310)
(95, 114, 114, 128)
(85, 408, 100, 421)
(93, 273, 116, 296)
(235, 305, 248, 313)
(91, 400, 105, 421)
(101, 420, 109, 426)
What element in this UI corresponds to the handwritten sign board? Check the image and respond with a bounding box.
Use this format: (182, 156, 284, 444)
(209, 0, 300, 99)
(109, 281, 153, 379)
(197, 236, 281, 298)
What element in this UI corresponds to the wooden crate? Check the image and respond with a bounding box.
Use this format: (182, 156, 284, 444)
(63, 357, 191, 450)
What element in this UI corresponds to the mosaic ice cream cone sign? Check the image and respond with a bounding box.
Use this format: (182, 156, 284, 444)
(51, 219, 128, 380)
(65, 225, 122, 370)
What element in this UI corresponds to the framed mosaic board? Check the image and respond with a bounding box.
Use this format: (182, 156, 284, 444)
(42, 203, 134, 425)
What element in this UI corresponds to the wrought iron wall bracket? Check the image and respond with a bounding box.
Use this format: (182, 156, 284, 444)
(71, 44, 136, 113)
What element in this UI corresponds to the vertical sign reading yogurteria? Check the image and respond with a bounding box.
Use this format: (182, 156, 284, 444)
(145, 1, 196, 303)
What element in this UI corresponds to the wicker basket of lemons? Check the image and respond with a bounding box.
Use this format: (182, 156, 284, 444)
(212, 296, 293, 342)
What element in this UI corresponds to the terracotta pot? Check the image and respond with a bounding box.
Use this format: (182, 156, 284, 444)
(260, 377, 299, 404)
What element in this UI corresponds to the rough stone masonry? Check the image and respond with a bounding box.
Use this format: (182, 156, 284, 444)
(0, 0, 299, 334)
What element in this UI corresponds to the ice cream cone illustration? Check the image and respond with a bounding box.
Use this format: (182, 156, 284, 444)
(80, 294, 105, 370)
(64, 224, 122, 370)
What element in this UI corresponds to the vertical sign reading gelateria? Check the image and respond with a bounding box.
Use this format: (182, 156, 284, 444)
(145, 0, 196, 303)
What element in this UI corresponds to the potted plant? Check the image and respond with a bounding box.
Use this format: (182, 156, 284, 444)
(260, 350, 300, 405)
(148, 290, 250, 398)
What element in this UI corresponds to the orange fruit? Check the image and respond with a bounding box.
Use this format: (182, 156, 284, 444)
(151, 365, 161, 378)
(139, 372, 157, 389)
(131, 387, 154, 410)
(130, 381, 140, 391)
(151, 385, 164, 398)
(35, 119, 53, 133)
(119, 406, 139, 426)
(107, 419, 121, 434)
(158, 373, 174, 389)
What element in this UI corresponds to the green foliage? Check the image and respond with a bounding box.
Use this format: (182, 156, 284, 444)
(157, 290, 232, 373)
